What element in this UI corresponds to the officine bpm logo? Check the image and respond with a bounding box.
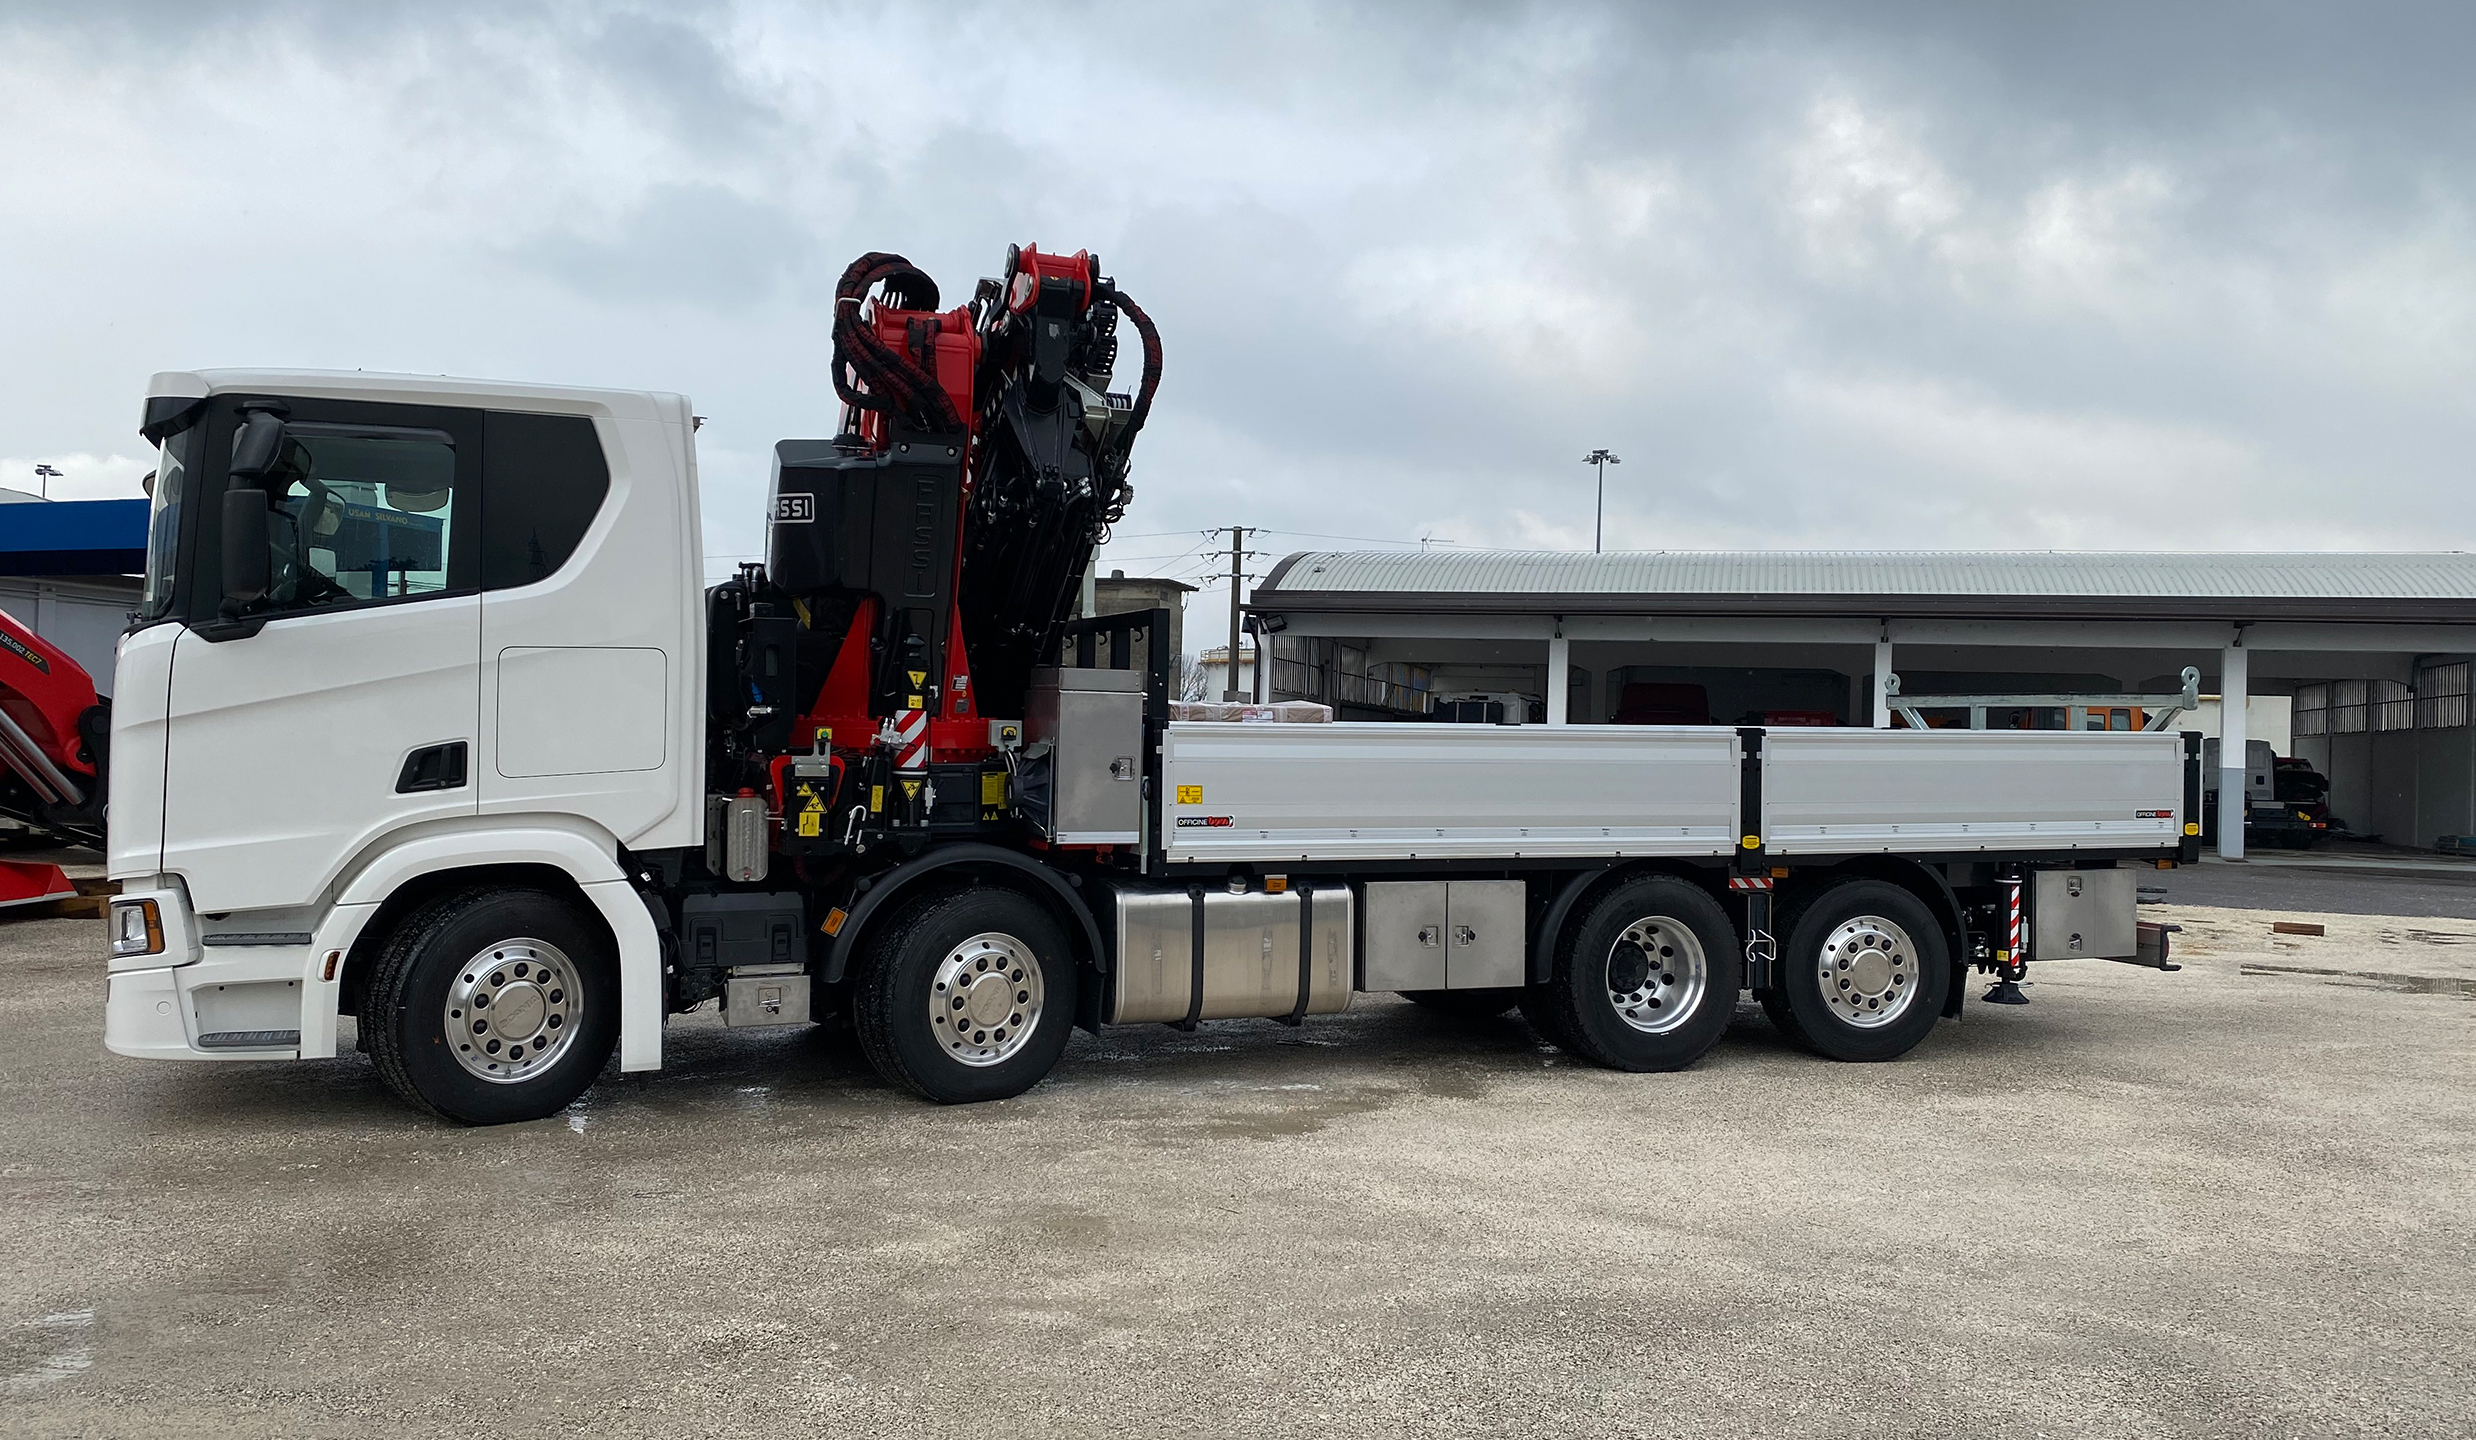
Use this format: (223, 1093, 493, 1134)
(1175, 816, 1235, 828)
(773, 493, 814, 524)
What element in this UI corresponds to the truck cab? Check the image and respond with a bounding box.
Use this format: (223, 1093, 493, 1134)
(105, 370, 701, 1084)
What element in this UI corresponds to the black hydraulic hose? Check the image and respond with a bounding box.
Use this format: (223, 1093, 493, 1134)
(832, 251, 962, 434)
(1112, 289, 1164, 448)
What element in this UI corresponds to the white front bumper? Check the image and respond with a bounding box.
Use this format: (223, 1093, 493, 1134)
(101, 883, 376, 1062)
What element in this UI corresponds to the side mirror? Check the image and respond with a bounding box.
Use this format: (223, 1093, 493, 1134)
(220, 488, 270, 616)
(229, 409, 288, 479)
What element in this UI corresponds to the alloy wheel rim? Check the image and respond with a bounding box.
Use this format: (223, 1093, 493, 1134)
(930, 932, 1043, 1067)
(445, 938, 583, 1084)
(1818, 915, 1919, 1029)
(1605, 915, 1708, 1035)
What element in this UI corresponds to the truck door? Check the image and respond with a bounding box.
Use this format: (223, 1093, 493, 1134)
(161, 398, 482, 912)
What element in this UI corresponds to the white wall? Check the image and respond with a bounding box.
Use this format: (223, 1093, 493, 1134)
(2186, 695, 2293, 754)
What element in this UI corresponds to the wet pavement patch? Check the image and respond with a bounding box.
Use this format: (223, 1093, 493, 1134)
(2240, 962, 2476, 998)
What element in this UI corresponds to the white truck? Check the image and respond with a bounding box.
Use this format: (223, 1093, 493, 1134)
(89, 245, 2197, 1124)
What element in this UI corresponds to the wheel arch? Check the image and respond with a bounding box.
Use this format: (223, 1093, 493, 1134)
(331, 822, 664, 1072)
(1527, 860, 1735, 986)
(822, 844, 1106, 1026)
(1782, 857, 1969, 1018)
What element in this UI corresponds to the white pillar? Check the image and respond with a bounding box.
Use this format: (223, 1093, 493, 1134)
(1872, 640, 1894, 728)
(1546, 632, 1570, 725)
(2218, 644, 2248, 860)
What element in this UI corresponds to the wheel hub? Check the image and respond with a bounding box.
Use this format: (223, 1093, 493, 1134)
(931, 932, 1044, 1068)
(1605, 916, 1708, 1035)
(1818, 915, 1918, 1029)
(444, 939, 582, 1084)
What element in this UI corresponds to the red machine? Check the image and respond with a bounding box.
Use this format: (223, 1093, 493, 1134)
(0, 606, 107, 905)
(706, 243, 1161, 861)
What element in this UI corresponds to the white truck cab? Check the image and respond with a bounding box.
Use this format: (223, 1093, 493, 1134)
(106, 370, 703, 1083)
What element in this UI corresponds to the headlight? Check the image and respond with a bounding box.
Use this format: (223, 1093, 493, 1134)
(109, 898, 164, 959)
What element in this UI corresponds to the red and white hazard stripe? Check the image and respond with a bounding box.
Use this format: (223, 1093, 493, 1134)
(892, 708, 929, 770)
(1726, 876, 1773, 891)
(2006, 878, 2024, 957)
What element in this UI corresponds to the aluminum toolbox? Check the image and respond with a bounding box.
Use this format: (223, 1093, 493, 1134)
(2032, 868, 2138, 960)
(1361, 880, 1525, 991)
(1024, 666, 1144, 846)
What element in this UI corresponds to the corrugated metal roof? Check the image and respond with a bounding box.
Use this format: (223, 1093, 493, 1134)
(1253, 550, 2476, 622)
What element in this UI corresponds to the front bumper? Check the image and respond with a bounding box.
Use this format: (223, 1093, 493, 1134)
(101, 881, 376, 1062)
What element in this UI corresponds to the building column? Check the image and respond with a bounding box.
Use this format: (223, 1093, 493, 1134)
(2219, 643, 2249, 860)
(1547, 631, 1570, 726)
(1872, 639, 1894, 728)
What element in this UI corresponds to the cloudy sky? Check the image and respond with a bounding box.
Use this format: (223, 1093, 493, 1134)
(3, 1, 2471, 623)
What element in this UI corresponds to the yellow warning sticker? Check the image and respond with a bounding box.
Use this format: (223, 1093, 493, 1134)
(908, 669, 927, 686)
(1175, 784, 1203, 805)
(906, 695, 925, 710)
(869, 785, 884, 812)
(900, 778, 923, 800)
(981, 771, 1008, 806)
(795, 793, 824, 838)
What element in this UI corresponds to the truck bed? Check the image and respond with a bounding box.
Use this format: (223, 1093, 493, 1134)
(1158, 722, 2187, 865)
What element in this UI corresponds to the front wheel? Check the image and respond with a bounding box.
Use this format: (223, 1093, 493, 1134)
(1538, 876, 1738, 1072)
(365, 886, 620, 1125)
(1761, 879, 1950, 1062)
(853, 886, 1078, 1104)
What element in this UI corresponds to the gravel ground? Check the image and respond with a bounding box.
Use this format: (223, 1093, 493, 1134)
(3, 884, 2471, 1438)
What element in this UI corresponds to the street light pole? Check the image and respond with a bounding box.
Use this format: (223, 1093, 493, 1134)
(33, 464, 61, 500)
(1582, 449, 1620, 552)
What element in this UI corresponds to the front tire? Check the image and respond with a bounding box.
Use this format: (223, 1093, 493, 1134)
(365, 886, 619, 1125)
(1763, 879, 1949, 1062)
(853, 886, 1078, 1104)
(1539, 876, 1738, 1072)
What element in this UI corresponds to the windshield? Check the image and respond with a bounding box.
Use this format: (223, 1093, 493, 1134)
(140, 421, 195, 619)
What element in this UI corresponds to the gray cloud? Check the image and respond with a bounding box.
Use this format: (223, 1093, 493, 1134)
(3, 0, 2473, 615)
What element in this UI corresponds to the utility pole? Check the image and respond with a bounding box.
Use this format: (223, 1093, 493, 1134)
(1582, 449, 1620, 553)
(1221, 524, 1255, 700)
(33, 464, 61, 500)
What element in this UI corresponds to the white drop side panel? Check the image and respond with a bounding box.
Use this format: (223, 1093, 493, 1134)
(1761, 729, 2185, 855)
(1162, 722, 1738, 863)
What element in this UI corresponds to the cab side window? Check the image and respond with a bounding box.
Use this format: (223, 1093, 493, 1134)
(253, 423, 461, 612)
(482, 412, 610, 591)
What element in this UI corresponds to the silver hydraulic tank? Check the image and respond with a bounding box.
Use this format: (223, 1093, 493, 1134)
(1108, 884, 1355, 1024)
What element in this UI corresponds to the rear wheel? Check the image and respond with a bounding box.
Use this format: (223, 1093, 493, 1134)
(365, 886, 619, 1125)
(1763, 879, 1949, 1062)
(1399, 988, 1523, 1020)
(1539, 876, 1738, 1072)
(853, 886, 1077, 1104)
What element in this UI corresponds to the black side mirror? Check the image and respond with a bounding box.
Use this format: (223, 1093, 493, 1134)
(220, 488, 270, 616)
(229, 409, 288, 479)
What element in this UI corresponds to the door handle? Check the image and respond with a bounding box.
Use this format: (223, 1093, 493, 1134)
(1416, 925, 1440, 948)
(396, 740, 468, 794)
(1454, 926, 1477, 947)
